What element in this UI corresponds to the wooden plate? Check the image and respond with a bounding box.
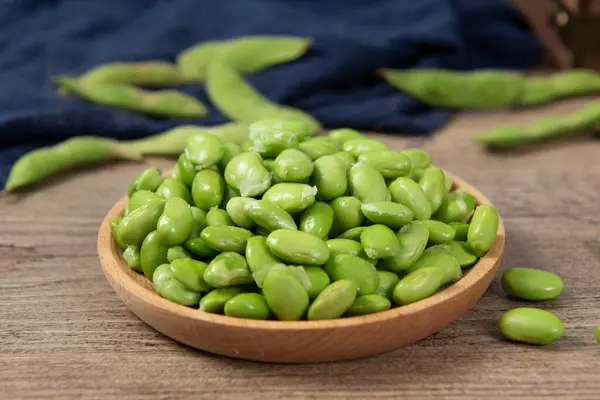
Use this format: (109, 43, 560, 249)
(97, 172, 504, 363)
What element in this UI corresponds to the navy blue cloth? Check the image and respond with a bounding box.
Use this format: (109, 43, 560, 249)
(0, 0, 540, 188)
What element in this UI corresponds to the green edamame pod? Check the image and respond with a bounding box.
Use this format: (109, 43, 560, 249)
(118, 201, 165, 247)
(200, 226, 253, 253)
(345, 294, 391, 317)
(199, 286, 247, 314)
(169, 258, 212, 292)
(266, 229, 330, 265)
(191, 169, 224, 210)
(384, 221, 429, 272)
(373, 271, 400, 300)
(449, 222, 469, 241)
(203, 252, 253, 287)
(262, 183, 318, 213)
(246, 199, 297, 231)
(226, 197, 256, 229)
(224, 152, 272, 197)
(330, 196, 363, 235)
(406, 246, 462, 285)
(331, 151, 355, 172)
(360, 224, 401, 259)
(360, 201, 414, 229)
(336, 226, 367, 241)
(184, 132, 224, 170)
(157, 197, 193, 245)
(501, 268, 564, 301)
(399, 149, 432, 170)
(245, 236, 282, 273)
(183, 237, 218, 260)
(123, 246, 142, 272)
(125, 190, 166, 216)
(75, 61, 188, 87)
(342, 138, 388, 158)
(224, 293, 271, 320)
(357, 150, 411, 179)
(206, 207, 234, 226)
(262, 268, 310, 320)
(166, 245, 192, 262)
(153, 264, 201, 306)
(467, 205, 499, 256)
(140, 230, 170, 280)
(156, 178, 193, 205)
(516, 69, 600, 107)
(388, 177, 432, 220)
(298, 137, 340, 160)
(419, 167, 448, 214)
(432, 191, 470, 223)
(328, 128, 364, 144)
(422, 220, 455, 245)
(326, 238, 368, 259)
(348, 162, 390, 203)
(248, 119, 306, 157)
(392, 266, 444, 305)
(272, 149, 314, 182)
(109, 217, 127, 250)
(304, 266, 331, 299)
(448, 241, 478, 268)
(307, 280, 358, 320)
(312, 154, 348, 201)
(325, 254, 379, 295)
(299, 201, 334, 240)
(498, 307, 565, 345)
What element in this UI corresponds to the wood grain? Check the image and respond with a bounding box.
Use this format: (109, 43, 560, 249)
(2, 98, 600, 398)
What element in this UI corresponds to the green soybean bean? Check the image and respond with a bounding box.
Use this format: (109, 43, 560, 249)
(157, 197, 193, 245)
(130, 168, 164, 194)
(183, 237, 218, 260)
(389, 177, 432, 220)
(199, 286, 247, 313)
(251, 263, 311, 291)
(169, 258, 212, 292)
(272, 149, 314, 182)
(392, 266, 444, 305)
(118, 201, 165, 247)
(221, 185, 241, 209)
(384, 221, 429, 272)
(307, 280, 358, 320)
(266, 229, 330, 265)
(423, 220, 455, 245)
(463, 191, 476, 219)
(299, 201, 334, 240)
(167, 245, 192, 262)
(191, 169, 224, 210)
(224, 293, 271, 320)
(224, 152, 272, 197)
(226, 197, 256, 229)
(448, 241, 478, 268)
(176, 153, 197, 186)
(153, 264, 201, 306)
(123, 246, 141, 272)
(325, 254, 379, 295)
(399, 149, 432, 170)
(205, 62, 321, 133)
(128, 170, 144, 197)
(206, 207, 233, 226)
(246, 199, 297, 231)
(328, 128, 364, 144)
(596, 324, 600, 343)
(201, 226, 253, 253)
(156, 178, 193, 205)
(498, 307, 565, 345)
(432, 191, 470, 223)
(262, 183, 317, 213)
(219, 142, 243, 172)
(241, 140, 253, 152)
(125, 190, 165, 216)
(110, 217, 127, 250)
(444, 172, 453, 191)
(342, 138, 388, 158)
(419, 167, 448, 214)
(187, 207, 207, 239)
(331, 151, 355, 172)
(183, 132, 224, 170)
(348, 162, 390, 203)
(360, 224, 401, 259)
(177, 35, 313, 81)
(298, 137, 340, 160)
(467, 205, 499, 256)
(312, 154, 348, 201)
(449, 222, 469, 241)
(4, 136, 142, 192)
(304, 266, 331, 299)
(203, 252, 253, 287)
(345, 294, 392, 317)
(407, 168, 425, 182)
(140, 230, 170, 279)
(326, 238, 367, 259)
(75, 61, 188, 87)
(357, 150, 411, 179)
(262, 268, 310, 320)
(361, 201, 414, 229)
(245, 236, 281, 273)
(54, 76, 207, 118)
(255, 226, 272, 237)
(330, 196, 364, 235)
(248, 119, 306, 157)
(502, 268, 564, 301)
(406, 246, 462, 285)
(373, 271, 400, 300)
(336, 226, 367, 241)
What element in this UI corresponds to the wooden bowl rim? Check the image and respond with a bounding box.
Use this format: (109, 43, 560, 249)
(98, 170, 505, 332)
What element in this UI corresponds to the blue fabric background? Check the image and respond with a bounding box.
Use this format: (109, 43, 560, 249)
(0, 0, 540, 188)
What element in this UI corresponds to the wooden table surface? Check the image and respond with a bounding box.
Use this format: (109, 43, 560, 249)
(2, 99, 600, 400)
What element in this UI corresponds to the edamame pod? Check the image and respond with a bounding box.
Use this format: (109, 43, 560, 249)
(312, 155, 348, 201)
(247, 199, 297, 231)
(501, 268, 564, 301)
(392, 266, 444, 305)
(166, 245, 192, 262)
(226, 197, 256, 229)
(75, 61, 188, 87)
(345, 294, 391, 317)
(330, 196, 363, 236)
(361, 201, 414, 229)
(206, 207, 233, 226)
(467, 205, 499, 256)
(203, 252, 253, 287)
(199, 286, 247, 314)
(360, 224, 401, 259)
(325, 254, 379, 295)
(423, 220, 456, 245)
(272, 149, 314, 182)
(262, 268, 310, 320)
(123, 246, 142, 272)
(169, 259, 212, 292)
(245, 236, 281, 273)
(153, 264, 201, 306)
(262, 183, 318, 213)
(200, 226, 253, 253)
(373, 271, 400, 300)
(140, 230, 170, 279)
(358, 150, 411, 179)
(248, 119, 306, 157)
(342, 138, 388, 158)
(498, 307, 565, 345)
(224, 293, 271, 320)
(406, 246, 462, 285)
(304, 266, 331, 299)
(118, 201, 165, 247)
(348, 162, 390, 203)
(224, 152, 272, 197)
(299, 201, 334, 240)
(384, 221, 429, 272)
(191, 169, 224, 210)
(419, 167, 448, 214)
(307, 280, 358, 320)
(388, 177, 432, 220)
(156, 178, 193, 205)
(266, 229, 330, 265)
(157, 197, 193, 245)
